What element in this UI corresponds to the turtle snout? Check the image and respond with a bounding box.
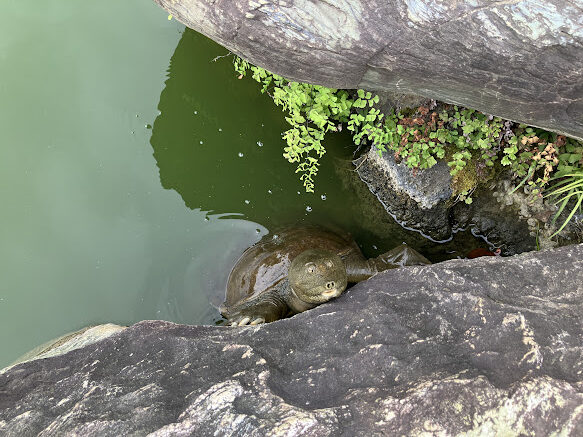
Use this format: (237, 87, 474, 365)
(321, 281, 340, 299)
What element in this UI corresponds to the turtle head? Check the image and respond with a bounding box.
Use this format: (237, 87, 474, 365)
(288, 249, 348, 304)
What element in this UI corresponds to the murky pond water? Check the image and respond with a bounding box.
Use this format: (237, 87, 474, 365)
(0, 1, 482, 367)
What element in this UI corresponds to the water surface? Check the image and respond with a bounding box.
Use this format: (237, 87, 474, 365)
(0, 1, 480, 367)
(0, 2, 255, 366)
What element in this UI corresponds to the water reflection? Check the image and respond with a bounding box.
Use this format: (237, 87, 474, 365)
(150, 28, 318, 225)
(150, 29, 413, 242)
(150, 29, 487, 263)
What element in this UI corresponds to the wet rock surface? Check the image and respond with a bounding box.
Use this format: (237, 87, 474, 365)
(2, 244, 583, 435)
(155, 0, 583, 141)
(335, 157, 488, 261)
(355, 148, 453, 242)
(451, 186, 536, 254)
(353, 147, 583, 255)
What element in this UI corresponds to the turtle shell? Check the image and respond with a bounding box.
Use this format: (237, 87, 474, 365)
(224, 227, 361, 309)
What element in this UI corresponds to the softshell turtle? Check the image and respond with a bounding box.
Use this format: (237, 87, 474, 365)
(220, 227, 430, 325)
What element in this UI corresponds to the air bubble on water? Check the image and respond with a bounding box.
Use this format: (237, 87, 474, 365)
(204, 217, 209, 222)
(257, 141, 263, 147)
(194, 110, 198, 115)
(244, 200, 250, 204)
(256, 229, 261, 234)
(297, 191, 301, 195)
(321, 194, 327, 201)
(372, 245, 378, 250)
(145, 124, 152, 129)
(199, 140, 204, 144)
(306, 206, 312, 212)
(268, 190, 272, 194)
(218, 128, 222, 132)
(238, 152, 244, 157)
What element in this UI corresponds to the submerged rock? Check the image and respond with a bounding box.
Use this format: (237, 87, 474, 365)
(1, 244, 583, 435)
(155, 0, 583, 141)
(451, 179, 540, 253)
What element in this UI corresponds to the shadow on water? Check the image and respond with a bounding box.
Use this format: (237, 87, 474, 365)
(150, 29, 489, 266)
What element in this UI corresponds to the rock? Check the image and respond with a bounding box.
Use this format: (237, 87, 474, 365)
(1, 324, 126, 373)
(155, 0, 583, 141)
(354, 148, 583, 254)
(486, 179, 583, 250)
(2, 244, 583, 435)
(451, 181, 537, 254)
(452, 178, 583, 253)
(335, 157, 496, 261)
(355, 148, 453, 241)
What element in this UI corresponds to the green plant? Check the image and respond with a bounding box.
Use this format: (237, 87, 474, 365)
(234, 57, 351, 192)
(232, 56, 583, 233)
(544, 168, 583, 236)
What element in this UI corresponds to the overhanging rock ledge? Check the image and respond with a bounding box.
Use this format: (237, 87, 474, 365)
(155, 0, 583, 141)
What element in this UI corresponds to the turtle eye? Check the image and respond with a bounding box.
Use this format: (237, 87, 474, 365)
(306, 263, 316, 273)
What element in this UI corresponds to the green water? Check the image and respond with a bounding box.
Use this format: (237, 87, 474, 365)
(0, 1, 480, 367)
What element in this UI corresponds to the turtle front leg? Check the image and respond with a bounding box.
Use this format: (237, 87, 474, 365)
(344, 253, 379, 282)
(344, 245, 431, 283)
(221, 290, 289, 326)
(229, 316, 265, 326)
(373, 244, 431, 269)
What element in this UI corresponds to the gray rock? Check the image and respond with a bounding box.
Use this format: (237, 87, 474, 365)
(452, 188, 536, 254)
(354, 150, 582, 254)
(1, 324, 126, 373)
(335, 158, 496, 261)
(356, 148, 453, 241)
(2, 244, 583, 435)
(155, 0, 583, 141)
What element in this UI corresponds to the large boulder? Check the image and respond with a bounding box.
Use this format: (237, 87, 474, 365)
(155, 0, 583, 141)
(1, 244, 583, 435)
